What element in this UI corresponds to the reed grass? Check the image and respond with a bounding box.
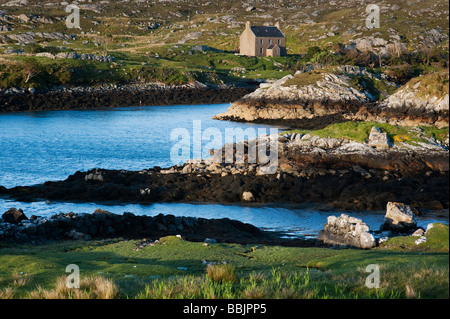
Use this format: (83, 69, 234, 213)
(29, 275, 119, 299)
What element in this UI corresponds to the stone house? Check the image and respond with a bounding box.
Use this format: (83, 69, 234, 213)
(240, 21, 286, 57)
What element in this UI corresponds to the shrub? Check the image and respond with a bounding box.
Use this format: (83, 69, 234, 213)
(135, 65, 190, 85)
(42, 46, 62, 55)
(0, 62, 24, 88)
(21, 58, 44, 85)
(309, 50, 336, 65)
(23, 43, 44, 54)
(306, 46, 322, 60)
(384, 64, 416, 84)
(238, 56, 259, 69)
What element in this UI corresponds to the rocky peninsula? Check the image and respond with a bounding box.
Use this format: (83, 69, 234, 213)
(213, 66, 449, 129)
(0, 81, 258, 113)
(1, 128, 448, 211)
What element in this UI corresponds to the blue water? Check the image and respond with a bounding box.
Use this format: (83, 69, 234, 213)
(0, 104, 447, 236)
(0, 104, 280, 187)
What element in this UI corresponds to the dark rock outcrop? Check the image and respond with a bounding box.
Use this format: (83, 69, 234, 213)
(0, 83, 258, 113)
(0, 209, 316, 246)
(2, 208, 28, 224)
(0, 160, 448, 212)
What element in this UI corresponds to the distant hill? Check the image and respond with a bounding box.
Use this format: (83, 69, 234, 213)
(1, 0, 448, 52)
(1, 0, 448, 90)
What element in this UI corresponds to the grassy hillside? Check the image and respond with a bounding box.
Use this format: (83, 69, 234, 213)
(403, 69, 450, 99)
(1, 0, 448, 89)
(0, 224, 448, 299)
(1, 0, 448, 52)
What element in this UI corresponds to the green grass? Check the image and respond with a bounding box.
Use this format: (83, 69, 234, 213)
(1, 0, 447, 62)
(0, 52, 198, 89)
(0, 225, 448, 299)
(404, 69, 450, 99)
(283, 71, 325, 87)
(282, 121, 449, 146)
(1, 8, 448, 89)
(0, 44, 299, 89)
(380, 223, 449, 253)
(421, 126, 450, 144)
(2, 4, 447, 90)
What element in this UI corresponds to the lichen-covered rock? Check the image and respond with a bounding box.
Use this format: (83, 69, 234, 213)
(368, 127, 393, 149)
(213, 66, 448, 128)
(380, 70, 449, 128)
(318, 214, 376, 249)
(381, 202, 417, 233)
(213, 66, 379, 124)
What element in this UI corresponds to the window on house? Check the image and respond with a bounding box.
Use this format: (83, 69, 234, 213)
(260, 39, 263, 45)
(260, 47, 263, 54)
(278, 39, 281, 45)
(269, 39, 272, 45)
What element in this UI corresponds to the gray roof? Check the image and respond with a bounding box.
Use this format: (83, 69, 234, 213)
(250, 26, 284, 38)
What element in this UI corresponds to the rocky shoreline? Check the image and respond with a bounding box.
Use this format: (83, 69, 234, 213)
(318, 202, 438, 249)
(0, 81, 259, 113)
(1, 202, 444, 250)
(215, 100, 448, 130)
(1, 130, 448, 211)
(1, 68, 448, 248)
(213, 66, 449, 129)
(0, 208, 317, 247)
(1, 166, 446, 210)
(0, 118, 447, 249)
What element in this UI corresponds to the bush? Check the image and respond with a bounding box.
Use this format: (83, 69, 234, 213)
(0, 63, 25, 88)
(23, 43, 44, 54)
(54, 64, 74, 85)
(42, 46, 62, 55)
(354, 51, 378, 68)
(238, 56, 259, 69)
(306, 46, 322, 60)
(384, 64, 416, 84)
(135, 65, 190, 85)
(310, 50, 338, 65)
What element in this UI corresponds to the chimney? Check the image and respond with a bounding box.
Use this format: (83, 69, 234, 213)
(275, 22, 280, 29)
(246, 21, 251, 29)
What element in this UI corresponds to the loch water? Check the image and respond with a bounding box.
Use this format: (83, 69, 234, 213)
(0, 104, 446, 237)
